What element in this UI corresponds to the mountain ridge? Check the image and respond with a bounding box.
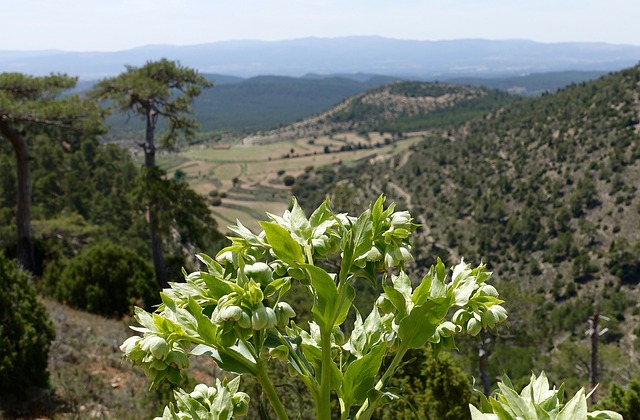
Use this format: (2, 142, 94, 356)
(2, 37, 638, 80)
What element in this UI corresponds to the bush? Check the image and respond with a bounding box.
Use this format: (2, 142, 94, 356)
(209, 196, 222, 206)
(283, 175, 295, 186)
(44, 242, 158, 317)
(0, 254, 55, 400)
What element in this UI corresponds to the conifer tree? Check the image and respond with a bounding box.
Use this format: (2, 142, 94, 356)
(91, 59, 212, 287)
(0, 73, 102, 272)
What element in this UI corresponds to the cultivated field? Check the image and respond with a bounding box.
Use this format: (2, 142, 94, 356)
(156, 131, 429, 233)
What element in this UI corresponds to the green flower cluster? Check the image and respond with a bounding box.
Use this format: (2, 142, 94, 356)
(156, 377, 250, 420)
(121, 195, 510, 419)
(120, 309, 190, 385)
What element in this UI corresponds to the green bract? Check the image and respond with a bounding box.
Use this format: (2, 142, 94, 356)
(470, 372, 623, 420)
(122, 195, 509, 419)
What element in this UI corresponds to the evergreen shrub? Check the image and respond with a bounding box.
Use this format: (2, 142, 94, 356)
(45, 242, 158, 317)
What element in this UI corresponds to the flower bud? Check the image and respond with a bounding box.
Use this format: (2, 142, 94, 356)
(237, 310, 252, 329)
(245, 262, 273, 286)
(467, 318, 482, 336)
(232, 392, 250, 417)
(216, 251, 234, 264)
(365, 246, 383, 262)
(218, 329, 237, 347)
(274, 302, 296, 327)
(219, 305, 244, 322)
(312, 237, 329, 256)
(269, 345, 289, 361)
(140, 335, 169, 360)
(438, 321, 459, 337)
(482, 284, 499, 297)
(332, 327, 346, 346)
(452, 309, 469, 325)
(270, 261, 288, 277)
(120, 336, 141, 356)
(482, 308, 496, 328)
(251, 305, 269, 330)
(488, 305, 507, 323)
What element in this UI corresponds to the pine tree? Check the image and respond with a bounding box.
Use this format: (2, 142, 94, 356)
(91, 59, 212, 287)
(0, 73, 102, 272)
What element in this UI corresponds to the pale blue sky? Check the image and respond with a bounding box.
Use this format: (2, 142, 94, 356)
(3, 0, 639, 51)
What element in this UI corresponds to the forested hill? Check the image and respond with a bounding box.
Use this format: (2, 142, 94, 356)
(242, 81, 515, 144)
(103, 74, 399, 137)
(298, 66, 640, 391)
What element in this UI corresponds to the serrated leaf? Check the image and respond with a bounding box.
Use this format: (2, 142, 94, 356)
(260, 221, 304, 264)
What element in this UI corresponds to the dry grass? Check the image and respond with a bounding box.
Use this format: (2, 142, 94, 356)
(31, 298, 220, 419)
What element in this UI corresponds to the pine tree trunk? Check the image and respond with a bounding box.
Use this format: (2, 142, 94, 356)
(0, 121, 36, 273)
(144, 110, 169, 289)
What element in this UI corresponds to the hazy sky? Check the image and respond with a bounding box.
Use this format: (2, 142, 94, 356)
(3, 0, 639, 51)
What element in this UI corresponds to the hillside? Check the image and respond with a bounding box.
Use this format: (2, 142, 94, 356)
(103, 74, 399, 138)
(242, 81, 515, 144)
(295, 66, 640, 393)
(445, 70, 608, 96)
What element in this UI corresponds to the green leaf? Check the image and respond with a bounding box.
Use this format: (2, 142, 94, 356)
(392, 271, 412, 304)
(187, 297, 218, 344)
(191, 343, 257, 376)
(497, 382, 534, 419)
(488, 398, 516, 420)
(200, 272, 238, 299)
(309, 198, 336, 238)
(342, 342, 387, 409)
(302, 264, 338, 328)
(557, 388, 587, 420)
(263, 276, 290, 298)
(339, 229, 355, 283)
(196, 253, 225, 276)
(382, 281, 408, 319)
(134, 307, 158, 332)
(588, 411, 623, 420)
(334, 283, 356, 326)
(398, 296, 451, 349)
(469, 404, 496, 420)
(351, 209, 373, 261)
(259, 221, 305, 264)
(411, 267, 434, 306)
(290, 197, 313, 242)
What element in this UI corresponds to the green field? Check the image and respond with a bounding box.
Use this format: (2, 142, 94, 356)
(155, 131, 428, 233)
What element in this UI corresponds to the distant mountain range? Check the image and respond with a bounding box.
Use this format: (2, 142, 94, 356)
(1, 36, 639, 80)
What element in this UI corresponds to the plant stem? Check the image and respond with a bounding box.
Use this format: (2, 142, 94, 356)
(354, 342, 410, 420)
(257, 358, 289, 420)
(317, 328, 334, 420)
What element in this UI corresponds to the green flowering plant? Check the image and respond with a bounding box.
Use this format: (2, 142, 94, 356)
(470, 372, 622, 420)
(122, 195, 507, 419)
